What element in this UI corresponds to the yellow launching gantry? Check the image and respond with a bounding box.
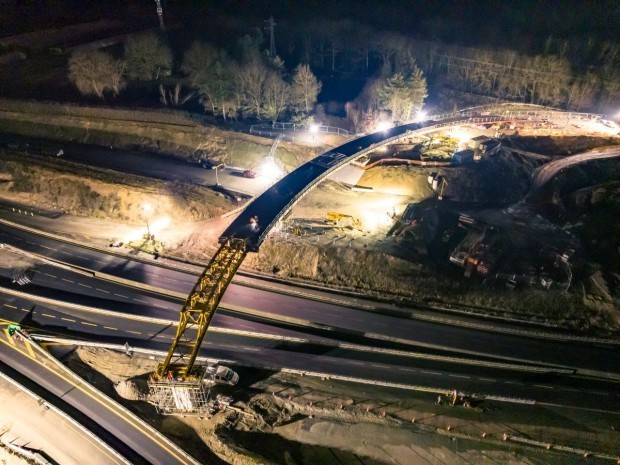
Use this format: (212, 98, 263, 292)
(152, 238, 247, 383)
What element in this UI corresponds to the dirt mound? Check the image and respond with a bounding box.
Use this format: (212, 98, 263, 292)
(506, 135, 619, 156)
(0, 155, 232, 223)
(114, 379, 149, 401)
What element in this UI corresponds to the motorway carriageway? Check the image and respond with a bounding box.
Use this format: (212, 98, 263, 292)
(0, 324, 200, 465)
(0, 233, 619, 411)
(0, 220, 619, 376)
(1, 290, 619, 412)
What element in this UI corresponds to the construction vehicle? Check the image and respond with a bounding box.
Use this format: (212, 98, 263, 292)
(325, 212, 362, 228)
(203, 364, 239, 386)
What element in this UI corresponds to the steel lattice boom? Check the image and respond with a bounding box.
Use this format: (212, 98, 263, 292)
(154, 238, 247, 380)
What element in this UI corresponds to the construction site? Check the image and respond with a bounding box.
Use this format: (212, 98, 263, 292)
(1, 103, 620, 465)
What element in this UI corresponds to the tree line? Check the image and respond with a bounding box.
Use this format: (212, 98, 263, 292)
(67, 19, 619, 126)
(274, 19, 620, 112)
(67, 30, 427, 128)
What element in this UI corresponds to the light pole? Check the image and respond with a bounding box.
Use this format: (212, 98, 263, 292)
(143, 203, 153, 240)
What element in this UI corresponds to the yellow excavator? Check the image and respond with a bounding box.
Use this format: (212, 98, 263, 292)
(325, 212, 362, 228)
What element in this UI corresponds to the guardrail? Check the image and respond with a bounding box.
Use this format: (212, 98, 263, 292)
(0, 370, 131, 465)
(22, 334, 202, 465)
(250, 122, 350, 138)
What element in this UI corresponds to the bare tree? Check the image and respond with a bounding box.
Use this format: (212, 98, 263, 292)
(124, 32, 172, 80)
(263, 71, 290, 124)
(68, 49, 125, 99)
(159, 83, 194, 107)
(566, 73, 599, 110)
(235, 55, 269, 118)
(600, 64, 620, 108)
(290, 64, 322, 115)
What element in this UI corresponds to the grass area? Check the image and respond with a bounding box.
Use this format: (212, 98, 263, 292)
(0, 98, 198, 126)
(0, 98, 315, 169)
(0, 151, 232, 222)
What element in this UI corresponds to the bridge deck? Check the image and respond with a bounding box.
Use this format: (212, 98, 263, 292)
(219, 122, 428, 250)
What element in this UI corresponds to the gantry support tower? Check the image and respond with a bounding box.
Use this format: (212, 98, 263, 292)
(149, 238, 247, 413)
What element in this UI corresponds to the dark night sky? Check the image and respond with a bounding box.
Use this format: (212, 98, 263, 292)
(1, 0, 619, 53)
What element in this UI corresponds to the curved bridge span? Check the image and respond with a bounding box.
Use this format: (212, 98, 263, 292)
(154, 108, 579, 381)
(219, 117, 466, 251)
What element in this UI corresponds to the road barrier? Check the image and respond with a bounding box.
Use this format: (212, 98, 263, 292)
(0, 370, 131, 465)
(3, 216, 619, 349)
(21, 334, 203, 465)
(250, 122, 350, 138)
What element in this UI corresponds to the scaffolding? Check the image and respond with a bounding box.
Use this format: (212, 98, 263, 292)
(149, 375, 212, 415)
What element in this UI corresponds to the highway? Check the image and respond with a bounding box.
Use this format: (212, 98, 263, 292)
(1, 220, 618, 377)
(530, 146, 620, 193)
(0, 323, 200, 465)
(1, 291, 618, 412)
(0, 222, 619, 411)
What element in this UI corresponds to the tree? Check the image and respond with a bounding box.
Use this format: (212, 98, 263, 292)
(124, 32, 172, 81)
(262, 70, 290, 124)
(290, 64, 321, 115)
(376, 66, 427, 122)
(235, 55, 269, 118)
(68, 49, 125, 99)
(182, 42, 235, 119)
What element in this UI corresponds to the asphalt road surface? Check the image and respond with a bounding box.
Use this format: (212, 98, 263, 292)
(0, 327, 200, 465)
(1, 221, 618, 379)
(0, 366, 129, 465)
(530, 147, 620, 193)
(0, 245, 618, 412)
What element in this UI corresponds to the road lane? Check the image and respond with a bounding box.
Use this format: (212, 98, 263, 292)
(1, 222, 619, 378)
(0, 325, 200, 465)
(1, 294, 619, 411)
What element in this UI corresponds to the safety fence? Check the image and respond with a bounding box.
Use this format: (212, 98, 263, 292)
(250, 122, 350, 138)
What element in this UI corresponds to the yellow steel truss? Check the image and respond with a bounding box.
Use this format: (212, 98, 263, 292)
(154, 238, 247, 380)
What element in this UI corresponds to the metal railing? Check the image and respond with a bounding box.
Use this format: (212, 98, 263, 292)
(250, 122, 350, 138)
